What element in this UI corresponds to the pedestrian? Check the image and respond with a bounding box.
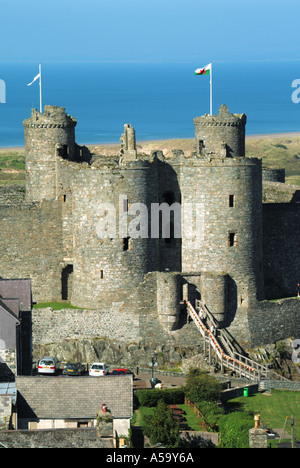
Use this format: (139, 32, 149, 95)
(297, 283, 300, 297)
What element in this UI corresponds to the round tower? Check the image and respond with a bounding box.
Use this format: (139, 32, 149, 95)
(181, 105, 264, 330)
(23, 105, 77, 202)
(70, 157, 159, 309)
(194, 104, 246, 158)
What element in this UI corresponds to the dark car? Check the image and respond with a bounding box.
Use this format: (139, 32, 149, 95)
(110, 370, 122, 376)
(63, 362, 86, 376)
(111, 368, 135, 378)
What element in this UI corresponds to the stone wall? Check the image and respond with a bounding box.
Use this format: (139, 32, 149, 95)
(0, 201, 63, 302)
(263, 203, 300, 299)
(0, 428, 113, 448)
(248, 298, 300, 347)
(32, 306, 140, 346)
(0, 394, 12, 427)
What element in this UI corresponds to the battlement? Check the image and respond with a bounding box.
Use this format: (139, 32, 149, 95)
(23, 105, 77, 129)
(194, 104, 246, 128)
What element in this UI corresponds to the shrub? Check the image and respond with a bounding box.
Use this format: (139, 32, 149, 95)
(136, 388, 185, 407)
(197, 400, 225, 431)
(185, 368, 222, 403)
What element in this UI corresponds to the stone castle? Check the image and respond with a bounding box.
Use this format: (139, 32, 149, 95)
(1, 103, 300, 367)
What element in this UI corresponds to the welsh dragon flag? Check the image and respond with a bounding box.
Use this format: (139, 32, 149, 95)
(195, 63, 211, 75)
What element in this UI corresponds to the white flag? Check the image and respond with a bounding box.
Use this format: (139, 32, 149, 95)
(27, 73, 40, 86)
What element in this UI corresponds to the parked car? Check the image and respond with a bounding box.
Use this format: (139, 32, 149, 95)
(38, 357, 58, 375)
(111, 368, 135, 378)
(89, 362, 109, 376)
(63, 362, 86, 376)
(110, 369, 122, 376)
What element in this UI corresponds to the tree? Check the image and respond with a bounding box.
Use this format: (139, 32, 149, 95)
(185, 368, 222, 403)
(143, 400, 180, 448)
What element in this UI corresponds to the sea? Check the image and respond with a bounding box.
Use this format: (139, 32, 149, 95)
(1, 60, 300, 147)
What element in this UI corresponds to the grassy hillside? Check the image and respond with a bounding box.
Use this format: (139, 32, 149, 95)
(0, 149, 25, 185)
(245, 136, 300, 186)
(1, 134, 300, 186)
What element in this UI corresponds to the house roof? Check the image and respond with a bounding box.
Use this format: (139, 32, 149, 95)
(16, 375, 133, 420)
(0, 300, 20, 325)
(0, 279, 32, 313)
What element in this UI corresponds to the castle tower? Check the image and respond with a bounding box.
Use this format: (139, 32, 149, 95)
(180, 105, 264, 331)
(69, 125, 159, 308)
(194, 104, 246, 158)
(23, 106, 77, 202)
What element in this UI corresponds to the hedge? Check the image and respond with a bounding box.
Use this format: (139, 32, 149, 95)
(136, 388, 185, 407)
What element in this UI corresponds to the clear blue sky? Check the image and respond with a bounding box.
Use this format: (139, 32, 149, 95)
(1, 0, 300, 63)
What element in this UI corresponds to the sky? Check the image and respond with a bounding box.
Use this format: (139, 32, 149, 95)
(1, 0, 300, 63)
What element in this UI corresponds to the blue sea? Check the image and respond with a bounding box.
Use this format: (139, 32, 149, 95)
(0, 61, 300, 147)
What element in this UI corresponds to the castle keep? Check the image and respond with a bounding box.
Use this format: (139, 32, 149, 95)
(0, 104, 300, 367)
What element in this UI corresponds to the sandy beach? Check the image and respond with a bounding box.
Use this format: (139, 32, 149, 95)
(1, 131, 300, 153)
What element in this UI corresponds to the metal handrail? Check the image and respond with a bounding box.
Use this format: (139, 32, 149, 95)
(187, 301, 288, 381)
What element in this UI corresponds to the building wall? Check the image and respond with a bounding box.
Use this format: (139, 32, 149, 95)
(0, 201, 63, 301)
(263, 203, 300, 299)
(69, 159, 159, 308)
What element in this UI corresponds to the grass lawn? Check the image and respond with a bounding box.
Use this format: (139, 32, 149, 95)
(33, 301, 82, 310)
(225, 390, 300, 440)
(0, 151, 25, 186)
(132, 404, 207, 432)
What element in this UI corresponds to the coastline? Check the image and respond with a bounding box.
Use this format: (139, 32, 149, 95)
(1, 131, 300, 153)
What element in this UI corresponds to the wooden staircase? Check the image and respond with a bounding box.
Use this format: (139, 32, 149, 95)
(186, 300, 288, 382)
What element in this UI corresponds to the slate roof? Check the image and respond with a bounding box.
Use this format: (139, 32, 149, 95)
(16, 375, 133, 421)
(0, 279, 32, 313)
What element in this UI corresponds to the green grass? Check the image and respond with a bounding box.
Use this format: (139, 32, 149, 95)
(131, 407, 156, 427)
(246, 137, 300, 180)
(225, 390, 300, 439)
(132, 404, 205, 431)
(33, 301, 82, 310)
(0, 151, 25, 185)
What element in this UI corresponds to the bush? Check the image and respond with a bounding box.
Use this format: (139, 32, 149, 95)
(197, 400, 225, 431)
(185, 368, 222, 403)
(136, 388, 185, 407)
(218, 412, 254, 448)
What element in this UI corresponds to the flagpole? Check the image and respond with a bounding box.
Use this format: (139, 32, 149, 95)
(210, 63, 212, 115)
(39, 64, 42, 113)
